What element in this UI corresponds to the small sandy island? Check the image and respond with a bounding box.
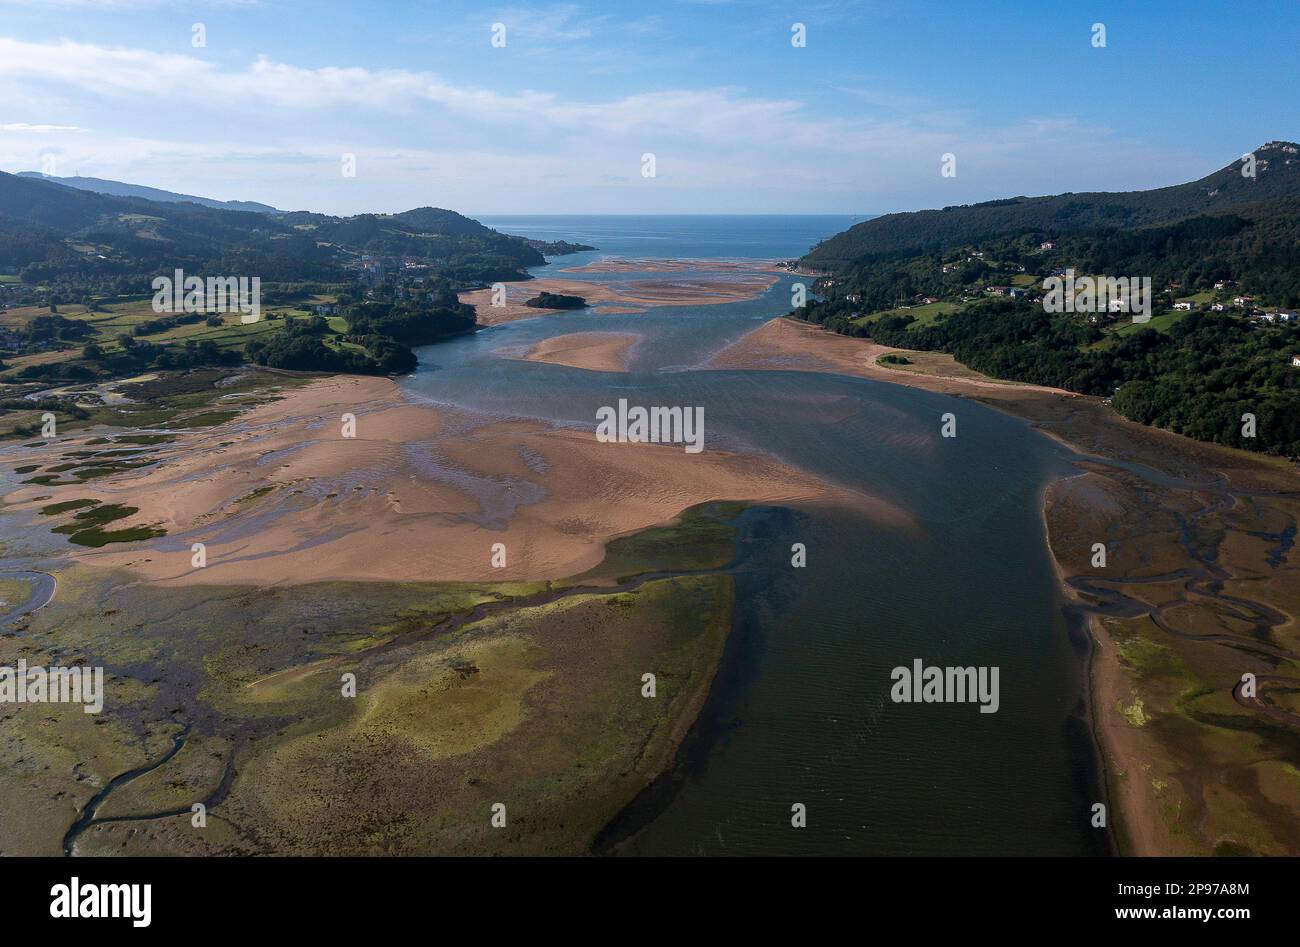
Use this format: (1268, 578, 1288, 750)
(509, 332, 640, 373)
(8, 374, 909, 588)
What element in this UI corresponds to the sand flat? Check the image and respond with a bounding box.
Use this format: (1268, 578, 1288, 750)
(459, 260, 781, 326)
(511, 332, 640, 372)
(21, 375, 908, 588)
(708, 316, 1077, 398)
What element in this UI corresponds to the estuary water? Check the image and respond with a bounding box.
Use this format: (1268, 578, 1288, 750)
(404, 215, 1110, 856)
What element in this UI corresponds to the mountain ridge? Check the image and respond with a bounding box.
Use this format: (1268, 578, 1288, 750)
(15, 172, 281, 214)
(0, 171, 550, 286)
(805, 141, 1300, 267)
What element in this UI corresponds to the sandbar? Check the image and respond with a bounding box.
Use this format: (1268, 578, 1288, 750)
(9, 374, 908, 588)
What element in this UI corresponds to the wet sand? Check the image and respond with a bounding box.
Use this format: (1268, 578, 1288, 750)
(8, 374, 908, 588)
(511, 332, 640, 373)
(10, 309, 1295, 855)
(459, 259, 782, 326)
(707, 316, 1076, 398)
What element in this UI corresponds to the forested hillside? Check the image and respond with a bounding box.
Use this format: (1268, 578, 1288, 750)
(0, 172, 592, 405)
(806, 141, 1300, 265)
(0, 171, 552, 297)
(795, 142, 1300, 457)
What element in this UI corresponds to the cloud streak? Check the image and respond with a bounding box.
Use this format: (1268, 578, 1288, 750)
(0, 34, 1205, 214)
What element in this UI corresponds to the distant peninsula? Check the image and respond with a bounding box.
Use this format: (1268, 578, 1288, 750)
(518, 238, 596, 256)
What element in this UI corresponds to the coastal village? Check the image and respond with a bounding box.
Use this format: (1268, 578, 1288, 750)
(805, 238, 1300, 369)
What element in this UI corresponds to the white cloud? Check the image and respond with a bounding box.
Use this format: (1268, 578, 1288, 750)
(0, 37, 804, 144)
(0, 122, 83, 132)
(0, 34, 1204, 214)
(0, 0, 256, 8)
(492, 4, 598, 42)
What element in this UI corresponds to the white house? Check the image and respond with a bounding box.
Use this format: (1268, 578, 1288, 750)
(1173, 301, 1194, 311)
(1292, 355, 1300, 368)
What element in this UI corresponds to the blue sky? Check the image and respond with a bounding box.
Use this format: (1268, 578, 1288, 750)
(0, 0, 1296, 215)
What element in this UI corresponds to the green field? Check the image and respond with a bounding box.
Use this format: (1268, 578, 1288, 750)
(0, 365, 313, 440)
(1108, 310, 1191, 338)
(852, 300, 959, 330)
(0, 291, 344, 379)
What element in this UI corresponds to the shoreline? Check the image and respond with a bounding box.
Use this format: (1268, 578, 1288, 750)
(1039, 475, 1125, 857)
(0, 369, 913, 854)
(710, 315, 1300, 855)
(4, 373, 907, 587)
(6, 309, 1295, 854)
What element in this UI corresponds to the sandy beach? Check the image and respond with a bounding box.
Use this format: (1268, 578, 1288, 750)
(707, 316, 1077, 398)
(8, 374, 908, 589)
(510, 331, 640, 372)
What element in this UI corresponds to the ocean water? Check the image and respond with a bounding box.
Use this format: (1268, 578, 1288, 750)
(402, 216, 1109, 856)
(476, 213, 864, 261)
